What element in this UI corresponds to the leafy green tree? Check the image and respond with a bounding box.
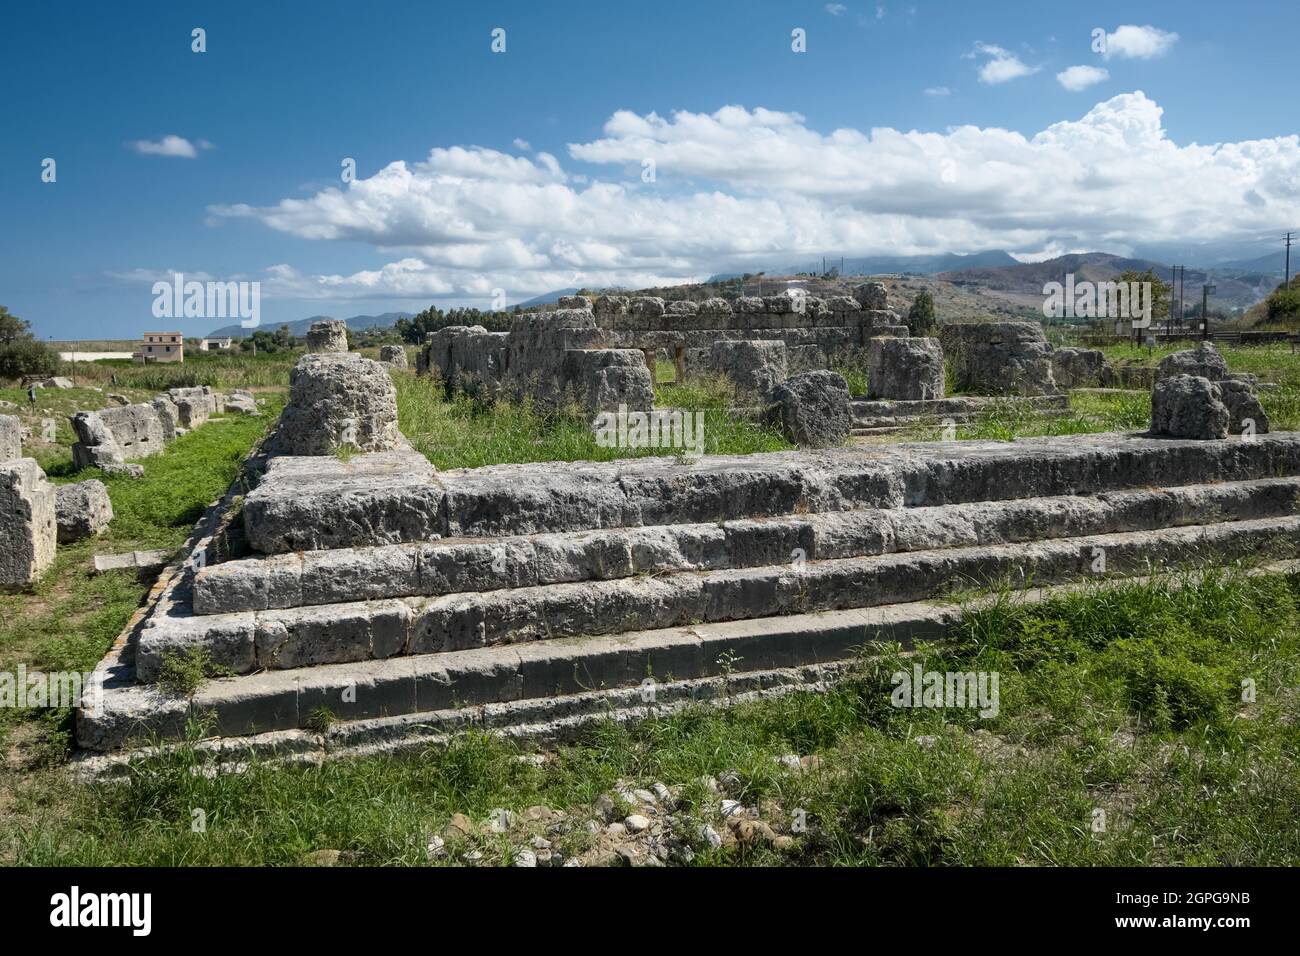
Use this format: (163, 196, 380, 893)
(1117, 269, 1171, 322)
(906, 290, 936, 336)
(0, 305, 60, 380)
(1265, 277, 1300, 327)
(395, 305, 446, 344)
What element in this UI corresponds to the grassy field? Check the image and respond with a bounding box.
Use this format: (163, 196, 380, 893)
(1, 343, 1298, 866)
(5, 570, 1297, 865)
(395, 371, 791, 468)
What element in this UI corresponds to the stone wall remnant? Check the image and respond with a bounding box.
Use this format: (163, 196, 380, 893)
(379, 345, 409, 369)
(865, 337, 945, 401)
(0, 459, 57, 586)
(0, 414, 21, 461)
(939, 321, 1059, 396)
(71, 404, 170, 470)
(703, 340, 788, 397)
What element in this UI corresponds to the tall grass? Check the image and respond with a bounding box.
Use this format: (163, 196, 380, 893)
(395, 372, 790, 469)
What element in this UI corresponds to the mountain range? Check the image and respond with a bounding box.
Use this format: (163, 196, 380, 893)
(207, 311, 414, 339)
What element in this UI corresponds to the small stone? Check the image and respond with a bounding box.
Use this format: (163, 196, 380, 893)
(776, 754, 803, 772)
(513, 848, 538, 867)
(698, 824, 723, 849)
(425, 835, 446, 859)
(914, 734, 939, 749)
(303, 849, 341, 867)
(633, 788, 657, 805)
(625, 814, 651, 833)
(720, 799, 743, 818)
(522, 805, 555, 823)
(487, 808, 514, 833)
(605, 822, 627, 838)
(593, 794, 618, 823)
(444, 813, 475, 838)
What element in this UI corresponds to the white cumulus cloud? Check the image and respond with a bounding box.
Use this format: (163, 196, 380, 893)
(1103, 24, 1179, 60)
(967, 43, 1040, 85)
(206, 95, 1300, 302)
(128, 135, 210, 158)
(1057, 65, 1109, 91)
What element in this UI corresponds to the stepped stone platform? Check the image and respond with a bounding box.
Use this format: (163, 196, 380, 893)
(849, 394, 1070, 432)
(76, 430, 1300, 764)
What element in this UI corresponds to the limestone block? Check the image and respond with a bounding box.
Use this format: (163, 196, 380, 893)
(55, 479, 114, 544)
(0, 459, 57, 586)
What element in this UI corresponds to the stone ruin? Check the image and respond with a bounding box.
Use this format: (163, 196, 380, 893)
(0, 458, 56, 588)
(71, 385, 248, 475)
(379, 345, 408, 369)
(417, 308, 655, 413)
(864, 336, 945, 401)
(1150, 341, 1270, 439)
(61, 317, 1300, 771)
(940, 321, 1060, 396)
(267, 352, 402, 456)
(306, 319, 349, 353)
(0, 381, 262, 586)
(588, 282, 906, 380)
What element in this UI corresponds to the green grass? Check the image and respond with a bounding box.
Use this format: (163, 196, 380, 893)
(395, 371, 791, 469)
(4, 570, 1297, 865)
(0, 399, 281, 768)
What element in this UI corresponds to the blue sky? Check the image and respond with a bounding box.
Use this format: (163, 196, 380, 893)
(2, 0, 1297, 340)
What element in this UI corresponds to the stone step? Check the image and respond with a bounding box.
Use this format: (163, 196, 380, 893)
(851, 409, 1074, 432)
(78, 559, 1300, 756)
(241, 432, 1300, 553)
(137, 514, 1300, 681)
(194, 477, 1300, 615)
(849, 393, 1069, 425)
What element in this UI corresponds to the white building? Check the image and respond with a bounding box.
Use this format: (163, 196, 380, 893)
(200, 337, 233, 352)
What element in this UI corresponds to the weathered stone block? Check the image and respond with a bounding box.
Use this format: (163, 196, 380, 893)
(939, 321, 1058, 395)
(1157, 341, 1229, 382)
(1219, 379, 1270, 435)
(267, 353, 400, 456)
(866, 336, 945, 400)
(854, 281, 888, 311)
(70, 403, 170, 468)
(764, 371, 851, 448)
(1051, 347, 1110, 389)
(55, 479, 113, 544)
(1150, 375, 1230, 439)
(306, 319, 348, 353)
(706, 340, 788, 396)
(0, 459, 56, 586)
(0, 414, 21, 461)
(378, 345, 408, 369)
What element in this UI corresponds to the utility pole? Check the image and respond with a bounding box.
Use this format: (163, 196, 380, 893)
(1285, 232, 1295, 288)
(1201, 283, 1216, 341)
(1180, 265, 1190, 335)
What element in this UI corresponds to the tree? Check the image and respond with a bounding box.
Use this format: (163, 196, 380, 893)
(0, 305, 60, 380)
(395, 306, 446, 344)
(1264, 277, 1300, 328)
(1116, 269, 1171, 323)
(906, 290, 936, 336)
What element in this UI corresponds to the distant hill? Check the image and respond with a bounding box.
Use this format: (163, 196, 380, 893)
(756, 250, 1018, 278)
(207, 311, 414, 339)
(937, 252, 1276, 313)
(513, 288, 581, 309)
